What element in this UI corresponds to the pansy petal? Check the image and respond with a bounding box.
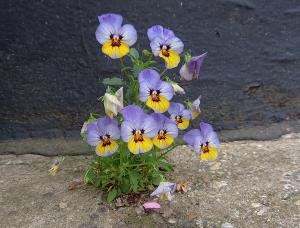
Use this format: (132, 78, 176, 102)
(86, 123, 100, 146)
(150, 37, 164, 56)
(166, 36, 184, 54)
(200, 122, 214, 137)
(120, 120, 135, 142)
(139, 81, 151, 102)
(95, 23, 114, 45)
(168, 102, 181, 115)
(121, 105, 145, 123)
(105, 124, 120, 140)
(182, 109, 192, 120)
(98, 13, 123, 31)
(179, 63, 193, 81)
(183, 129, 202, 146)
(150, 182, 176, 197)
(164, 119, 178, 138)
(119, 24, 137, 46)
(142, 115, 158, 138)
(158, 81, 174, 100)
(206, 131, 220, 148)
(162, 28, 175, 40)
(138, 69, 160, 83)
(147, 25, 164, 41)
(189, 52, 207, 77)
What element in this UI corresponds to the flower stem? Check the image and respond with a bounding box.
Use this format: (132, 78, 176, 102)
(160, 68, 168, 77)
(157, 144, 179, 160)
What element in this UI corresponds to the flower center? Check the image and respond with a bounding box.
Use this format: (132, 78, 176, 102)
(158, 129, 167, 140)
(132, 129, 145, 143)
(201, 142, 210, 153)
(160, 45, 170, 57)
(100, 135, 111, 147)
(110, 34, 122, 47)
(150, 90, 161, 102)
(175, 115, 183, 124)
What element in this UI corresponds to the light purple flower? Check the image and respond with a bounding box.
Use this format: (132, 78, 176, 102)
(147, 25, 184, 69)
(86, 116, 120, 157)
(151, 113, 178, 149)
(95, 13, 137, 59)
(139, 69, 174, 113)
(121, 105, 157, 154)
(168, 102, 191, 130)
(150, 182, 177, 197)
(183, 122, 220, 161)
(180, 52, 207, 81)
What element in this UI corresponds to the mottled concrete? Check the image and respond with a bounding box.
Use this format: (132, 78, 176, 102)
(1, 133, 300, 227)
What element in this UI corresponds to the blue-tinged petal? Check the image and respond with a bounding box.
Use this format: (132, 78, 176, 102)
(164, 119, 178, 138)
(105, 123, 120, 140)
(121, 105, 145, 123)
(177, 103, 185, 113)
(168, 102, 181, 115)
(200, 122, 214, 138)
(182, 109, 192, 120)
(183, 129, 202, 146)
(188, 53, 207, 78)
(150, 182, 176, 197)
(147, 25, 164, 41)
(166, 36, 184, 54)
(86, 121, 100, 146)
(139, 81, 151, 102)
(150, 37, 164, 56)
(158, 81, 174, 100)
(206, 131, 220, 148)
(138, 69, 160, 83)
(142, 115, 158, 138)
(95, 23, 115, 45)
(193, 135, 205, 154)
(98, 13, 123, 31)
(120, 120, 134, 142)
(179, 63, 192, 81)
(119, 24, 137, 46)
(151, 113, 165, 128)
(162, 28, 175, 40)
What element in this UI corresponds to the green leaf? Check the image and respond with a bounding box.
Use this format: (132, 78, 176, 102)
(102, 77, 124, 86)
(107, 188, 118, 202)
(158, 161, 174, 172)
(128, 170, 139, 192)
(129, 48, 139, 59)
(150, 173, 165, 185)
(84, 167, 97, 184)
(120, 177, 131, 193)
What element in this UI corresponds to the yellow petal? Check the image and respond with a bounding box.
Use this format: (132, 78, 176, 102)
(159, 50, 180, 69)
(128, 135, 153, 154)
(96, 140, 118, 157)
(146, 95, 170, 113)
(153, 134, 174, 149)
(102, 41, 129, 59)
(192, 111, 200, 120)
(177, 118, 189, 130)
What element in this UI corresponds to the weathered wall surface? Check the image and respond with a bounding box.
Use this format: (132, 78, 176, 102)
(1, 0, 300, 145)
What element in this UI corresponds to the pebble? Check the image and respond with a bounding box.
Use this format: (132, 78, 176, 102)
(251, 202, 262, 208)
(294, 200, 300, 206)
(210, 162, 222, 171)
(212, 181, 228, 189)
(256, 207, 269, 216)
(221, 222, 234, 228)
(168, 218, 177, 224)
(59, 202, 67, 209)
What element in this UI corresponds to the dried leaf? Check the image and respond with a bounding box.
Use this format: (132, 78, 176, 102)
(176, 180, 189, 193)
(68, 178, 84, 190)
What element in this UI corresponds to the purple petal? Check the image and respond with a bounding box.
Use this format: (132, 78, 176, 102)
(139, 81, 151, 102)
(192, 95, 202, 111)
(158, 81, 174, 100)
(206, 131, 220, 148)
(162, 28, 175, 40)
(121, 105, 145, 123)
(151, 113, 165, 129)
(179, 64, 193, 81)
(150, 182, 176, 196)
(105, 123, 120, 140)
(193, 136, 205, 154)
(181, 109, 192, 120)
(188, 52, 207, 79)
(86, 121, 100, 146)
(150, 37, 164, 56)
(98, 13, 123, 31)
(142, 115, 158, 138)
(164, 119, 178, 138)
(168, 102, 181, 115)
(138, 69, 160, 83)
(95, 23, 115, 44)
(119, 24, 137, 46)
(200, 122, 214, 137)
(166, 36, 184, 54)
(120, 120, 134, 142)
(183, 129, 202, 146)
(147, 25, 164, 41)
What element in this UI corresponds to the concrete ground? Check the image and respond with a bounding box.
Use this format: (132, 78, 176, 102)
(1, 133, 300, 228)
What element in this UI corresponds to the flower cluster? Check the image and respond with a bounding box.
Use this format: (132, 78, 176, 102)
(82, 13, 220, 200)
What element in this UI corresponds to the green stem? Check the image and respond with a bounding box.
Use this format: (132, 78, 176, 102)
(160, 68, 168, 77)
(157, 144, 179, 160)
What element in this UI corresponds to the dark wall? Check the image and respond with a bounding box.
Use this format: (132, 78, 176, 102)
(1, 0, 300, 140)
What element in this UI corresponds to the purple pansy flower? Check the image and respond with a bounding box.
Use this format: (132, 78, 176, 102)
(180, 52, 207, 81)
(151, 113, 178, 149)
(121, 105, 157, 154)
(147, 25, 184, 69)
(95, 13, 137, 59)
(168, 102, 191, 130)
(86, 116, 120, 157)
(139, 69, 174, 113)
(183, 122, 220, 161)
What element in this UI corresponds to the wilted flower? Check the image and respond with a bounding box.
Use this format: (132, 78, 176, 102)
(168, 102, 191, 130)
(48, 157, 64, 176)
(183, 122, 220, 161)
(121, 105, 157, 154)
(87, 116, 120, 157)
(139, 69, 174, 113)
(191, 95, 201, 119)
(147, 25, 184, 69)
(151, 113, 178, 149)
(180, 52, 207, 81)
(150, 182, 176, 197)
(95, 13, 137, 59)
(103, 87, 123, 118)
(170, 81, 185, 95)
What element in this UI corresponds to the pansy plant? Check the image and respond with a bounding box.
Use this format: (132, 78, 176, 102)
(82, 13, 220, 202)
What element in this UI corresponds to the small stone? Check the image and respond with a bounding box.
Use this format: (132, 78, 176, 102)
(251, 202, 262, 208)
(161, 207, 174, 218)
(195, 218, 203, 228)
(135, 206, 144, 214)
(294, 200, 300, 206)
(221, 222, 234, 228)
(212, 181, 228, 189)
(256, 207, 269, 216)
(210, 162, 222, 171)
(59, 202, 67, 209)
(168, 218, 177, 224)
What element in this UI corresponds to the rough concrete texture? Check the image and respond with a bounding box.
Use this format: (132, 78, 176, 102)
(1, 0, 300, 140)
(1, 133, 300, 227)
